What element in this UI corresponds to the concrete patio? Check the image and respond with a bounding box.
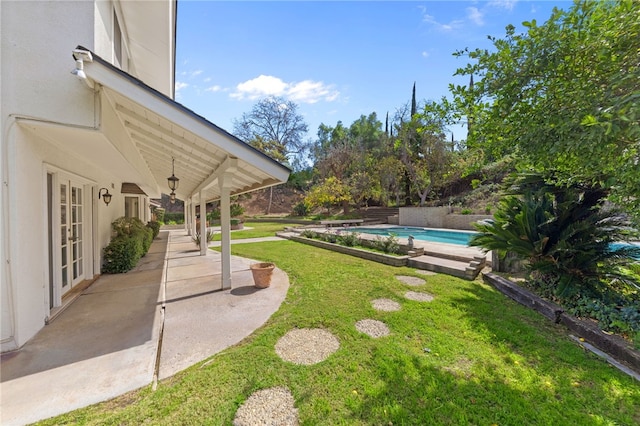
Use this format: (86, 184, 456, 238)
(0, 230, 289, 425)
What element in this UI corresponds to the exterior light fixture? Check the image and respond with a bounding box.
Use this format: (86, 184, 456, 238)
(170, 191, 176, 204)
(71, 59, 86, 80)
(167, 158, 179, 192)
(71, 49, 93, 81)
(98, 188, 112, 206)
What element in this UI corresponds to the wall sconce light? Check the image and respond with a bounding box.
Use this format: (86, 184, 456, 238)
(98, 188, 112, 206)
(170, 191, 176, 204)
(167, 158, 180, 192)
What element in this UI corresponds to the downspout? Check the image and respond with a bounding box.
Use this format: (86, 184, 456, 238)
(1, 116, 18, 349)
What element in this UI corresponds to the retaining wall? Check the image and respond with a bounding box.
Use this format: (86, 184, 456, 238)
(399, 207, 492, 230)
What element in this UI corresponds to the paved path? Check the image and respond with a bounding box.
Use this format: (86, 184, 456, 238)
(0, 230, 289, 425)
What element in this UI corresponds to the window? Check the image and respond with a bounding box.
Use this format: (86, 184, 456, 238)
(113, 10, 128, 70)
(125, 196, 139, 219)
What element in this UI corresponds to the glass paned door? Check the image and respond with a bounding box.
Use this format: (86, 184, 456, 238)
(60, 181, 85, 294)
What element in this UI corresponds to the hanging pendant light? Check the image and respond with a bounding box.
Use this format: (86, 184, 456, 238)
(167, 158, 179, 191)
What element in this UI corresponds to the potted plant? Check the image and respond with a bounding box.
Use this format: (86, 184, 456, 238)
(230, 218, 244, 230)
(250, 262, 275, 288)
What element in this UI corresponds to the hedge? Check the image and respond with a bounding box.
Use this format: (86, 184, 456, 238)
(102, 217, 155, 274)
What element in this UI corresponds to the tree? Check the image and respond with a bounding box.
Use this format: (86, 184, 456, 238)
(233, 96, 309, 168)
(452, 0, 640, 217)
(304, 176, 352, 215)
(233, 96, 309, 214)
(395, 100, 454, 206)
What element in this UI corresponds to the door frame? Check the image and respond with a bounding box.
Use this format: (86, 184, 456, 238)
(44, 165, 96, 311)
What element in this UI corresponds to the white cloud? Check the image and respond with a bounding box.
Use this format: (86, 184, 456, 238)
(421, 51, 430, 58)
(175, 81, 189, 92)
(230, 75, 339, 104)
(205, 85, 222, 93)
(191, 70, 203, 77)
(488, 0, 517, 11)
(466, 7, 484, 26)
(422, 10, 464, 32)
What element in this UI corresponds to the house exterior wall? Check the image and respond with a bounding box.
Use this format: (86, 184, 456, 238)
(1, 0, 174, 351)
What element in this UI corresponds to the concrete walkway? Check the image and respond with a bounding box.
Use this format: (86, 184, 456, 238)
(0, 230, 289, 426)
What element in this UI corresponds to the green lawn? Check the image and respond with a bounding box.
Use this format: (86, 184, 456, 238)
(210, 221, 304, 241)
(41, 241, 640, 425)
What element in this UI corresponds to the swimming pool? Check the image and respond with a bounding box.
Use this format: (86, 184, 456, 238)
(348, 226, 476, 246)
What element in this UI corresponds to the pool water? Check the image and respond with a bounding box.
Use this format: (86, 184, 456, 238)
(348, 226, 476, 246)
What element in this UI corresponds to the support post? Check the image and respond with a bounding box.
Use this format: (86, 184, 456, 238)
(190, 197, 196, 239)
(199, 192, 207, 256)
(185, 199, 191, 236)
(219, 175, 232, 290)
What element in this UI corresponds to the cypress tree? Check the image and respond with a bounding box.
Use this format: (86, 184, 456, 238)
(411, 82, 417, 117)
(385, 111, 389, 137)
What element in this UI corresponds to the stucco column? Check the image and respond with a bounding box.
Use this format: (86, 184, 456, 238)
(219, 174, 232, 290)
(199, 191, 207, 256)
(185, 199, 191, 236)
(190, 197, 197, 238)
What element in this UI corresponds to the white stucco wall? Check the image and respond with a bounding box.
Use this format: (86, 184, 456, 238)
(399, 207, 449, 228)
(399, 207, 492, 230)
(0, 1, 148, 350)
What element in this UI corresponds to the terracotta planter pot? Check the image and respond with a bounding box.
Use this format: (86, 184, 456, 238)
(250, 262, 275, 288)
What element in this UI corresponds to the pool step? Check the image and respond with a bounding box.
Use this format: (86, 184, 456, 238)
(408, 254, 486, 280)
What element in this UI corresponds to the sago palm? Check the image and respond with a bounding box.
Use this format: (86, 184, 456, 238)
(471, 173, 640, 298)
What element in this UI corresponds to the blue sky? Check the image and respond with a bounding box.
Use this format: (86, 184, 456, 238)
(176, 0, 572, 141)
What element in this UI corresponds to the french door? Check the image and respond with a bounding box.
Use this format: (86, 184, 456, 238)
(59, 180, 86, 294)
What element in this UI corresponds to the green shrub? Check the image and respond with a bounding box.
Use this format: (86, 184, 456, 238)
(207, 210, 221, 222)
(155, 208, 165, 223)
(102, 217, 153, 274)
(460, 208, 473, 215)
(373, 234, 400, 254)
(147, 221, 160, 239)
(300, 229, 317, 239)
(230, 203, 245, 218)
(566, 296, 640, 339)
(293, 201, 310, 217)
(337, 231, 360, 247)
(102, 236, 142, 273)
(230, 218, 242, 226)
(164, 212, 184, 224)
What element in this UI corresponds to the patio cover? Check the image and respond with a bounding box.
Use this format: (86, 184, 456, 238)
(77, 46, 290, 203)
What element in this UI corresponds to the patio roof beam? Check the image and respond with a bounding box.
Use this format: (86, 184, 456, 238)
(134, 145, 207, 184)
(121, 115, 224, 163)
(131, 133, 212, 175)
(190, 156, 238, 198)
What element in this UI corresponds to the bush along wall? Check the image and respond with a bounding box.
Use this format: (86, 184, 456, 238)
(102, 217, 155, 273)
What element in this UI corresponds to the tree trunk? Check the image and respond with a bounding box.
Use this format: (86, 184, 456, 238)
(342, 199, 350, 215)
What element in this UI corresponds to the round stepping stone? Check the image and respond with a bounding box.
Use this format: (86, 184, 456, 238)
(404, 291, 435, 302)
(395, 275, 426, 286)
(355, 319, 390, 338)
(415, 270, 437, 276)
(233, 386, 299, 426)
(371, 298, 401, 312)
(275, 328, 339, 365)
